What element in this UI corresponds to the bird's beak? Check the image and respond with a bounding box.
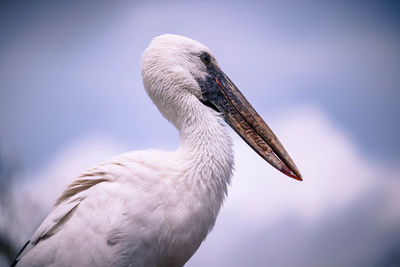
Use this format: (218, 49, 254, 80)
(200, 70, 302, 181)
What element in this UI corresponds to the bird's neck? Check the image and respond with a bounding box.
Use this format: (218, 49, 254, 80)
(176, 97, 234, 203)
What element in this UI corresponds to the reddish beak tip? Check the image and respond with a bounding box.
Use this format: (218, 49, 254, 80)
(292, 175, 303, 181)
(286, 172, 303, 181)
(282, 166, 303, 181)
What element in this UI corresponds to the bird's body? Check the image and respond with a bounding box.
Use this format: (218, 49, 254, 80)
(17, 113, 232, 266)
(14, 34, 301, 266)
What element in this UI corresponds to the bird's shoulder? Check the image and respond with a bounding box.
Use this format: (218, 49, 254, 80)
(36, 149, 175, 240)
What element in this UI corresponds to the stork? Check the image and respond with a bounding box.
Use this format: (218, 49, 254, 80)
(13, 34, 301, 267)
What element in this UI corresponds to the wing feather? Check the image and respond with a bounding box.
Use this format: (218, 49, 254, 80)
(14, 167, 112, 266)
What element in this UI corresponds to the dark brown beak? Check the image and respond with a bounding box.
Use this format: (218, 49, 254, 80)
(200, 69, 302, 181)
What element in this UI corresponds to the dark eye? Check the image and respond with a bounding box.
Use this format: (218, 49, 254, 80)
(200, 52, 211, 65)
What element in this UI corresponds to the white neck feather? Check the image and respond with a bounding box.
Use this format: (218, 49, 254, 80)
(176, 94, 234, 203)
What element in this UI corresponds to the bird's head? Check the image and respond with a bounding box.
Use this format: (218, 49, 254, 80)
(141, 34, 302, 181)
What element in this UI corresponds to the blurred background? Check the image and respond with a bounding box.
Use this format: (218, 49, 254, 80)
(1, 0, 399, 266)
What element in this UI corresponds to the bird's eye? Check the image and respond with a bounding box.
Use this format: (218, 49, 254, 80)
(200, 52, 211, 65)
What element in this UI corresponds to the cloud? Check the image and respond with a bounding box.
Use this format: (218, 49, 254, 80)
(187, 106, 400, 267)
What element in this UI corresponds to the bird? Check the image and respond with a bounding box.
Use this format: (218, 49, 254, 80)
(12, 34, 302, 267)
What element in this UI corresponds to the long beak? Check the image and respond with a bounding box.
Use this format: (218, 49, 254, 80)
(202, 70, 302, 181)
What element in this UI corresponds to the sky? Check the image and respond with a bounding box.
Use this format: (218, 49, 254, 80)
(0, 0, 399, 266)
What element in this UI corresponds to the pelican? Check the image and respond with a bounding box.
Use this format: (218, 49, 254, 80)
(13, 34, 301, 267)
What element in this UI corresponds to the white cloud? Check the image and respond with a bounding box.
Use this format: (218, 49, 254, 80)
(187, 106, 400, 267)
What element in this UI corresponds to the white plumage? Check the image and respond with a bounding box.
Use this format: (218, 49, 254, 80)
(14, 34, 301, 267)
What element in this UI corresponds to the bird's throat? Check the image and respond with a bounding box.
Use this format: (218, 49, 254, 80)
(177, 102, 234, 200)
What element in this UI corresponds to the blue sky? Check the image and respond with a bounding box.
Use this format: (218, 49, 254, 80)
(0, 1, 399, 266)
(1, 0, 399, 169)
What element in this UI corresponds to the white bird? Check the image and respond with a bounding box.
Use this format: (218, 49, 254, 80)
(13, 34, 301, 267)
